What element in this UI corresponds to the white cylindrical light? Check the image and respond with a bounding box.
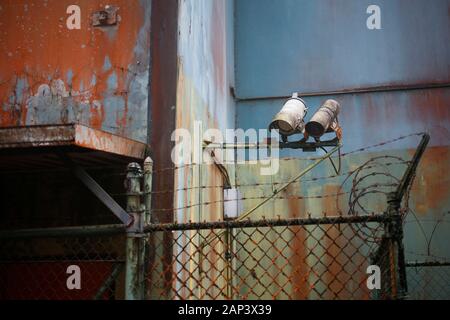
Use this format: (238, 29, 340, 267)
(269, 93, 308, 136)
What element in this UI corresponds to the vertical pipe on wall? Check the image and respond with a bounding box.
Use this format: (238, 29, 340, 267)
(149, 0, 179, 297)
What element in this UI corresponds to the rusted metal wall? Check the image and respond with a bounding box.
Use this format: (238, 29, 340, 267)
(149, 0, 178, 223)
(175, 0, 235, 224)
(171, 0, 235, 298)
(235, 0, 450, 98)
(234, 0, 450, 299)
(0, 0, 151, 143)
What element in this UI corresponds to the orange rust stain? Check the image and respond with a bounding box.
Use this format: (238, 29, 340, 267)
(211, 0, 226, 98)
(0, 0, 144, 128)
(321, 185, 349, 299)
(286, 185, 309, 299)
(409, 146, 450, 215)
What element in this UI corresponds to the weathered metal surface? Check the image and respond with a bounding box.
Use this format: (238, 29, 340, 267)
(125, 162, 145, 300)
(170, 0, 236, 299)
(175, 0, 235, 225)
(143, 157, 153, 225)
(0, 124, 75, 147)
(305, 99, 341, 138)
(171, 4, 236, 286)
(234, 146, 450, 262)
(145, 215, 396, 299)
(144, 214, 388, 232)
(0, 0, 447, 300)
(92, 5, 119, 27)
(0, 124, 147, 159)
(237, 88, 450, 157)
(74, 124, 146, 159)
(269, 93, 308, 137)
(0, 0, 151, 142)
(235, 0, 450, 99)
(149, 0, 178, 224)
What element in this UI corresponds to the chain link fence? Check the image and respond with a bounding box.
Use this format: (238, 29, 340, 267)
(1, 132, 447, 300)
(1, 216, 449, 300)
(144, 214, 399, 300)
(0, 226, 126, 300)
(405, 261, 450, 300)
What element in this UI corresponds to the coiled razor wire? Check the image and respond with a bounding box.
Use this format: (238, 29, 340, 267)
(336, 155, 412, 248)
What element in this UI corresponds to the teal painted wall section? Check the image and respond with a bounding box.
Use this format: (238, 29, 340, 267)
(233, 0, 450, 299)
(235, 0, 450, 98)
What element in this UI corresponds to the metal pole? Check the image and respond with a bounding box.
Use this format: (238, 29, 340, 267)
(385, 133, 430, 299)
(142, 157, 153, 300)
(143, 157, 153, 226)
(125, 162, 144, 300)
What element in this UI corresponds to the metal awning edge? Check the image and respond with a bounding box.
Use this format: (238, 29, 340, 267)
(0, 124, 147, 159)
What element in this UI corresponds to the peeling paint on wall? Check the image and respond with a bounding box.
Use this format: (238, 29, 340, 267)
(0, 0, 151, 142)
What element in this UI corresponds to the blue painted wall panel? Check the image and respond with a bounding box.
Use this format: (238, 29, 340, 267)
(236, 88, 450, 157)
(235, 0, 450, 98)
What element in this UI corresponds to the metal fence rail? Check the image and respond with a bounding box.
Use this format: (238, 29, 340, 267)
(406, 261, 450, 300)
(144, 214, 397, 300)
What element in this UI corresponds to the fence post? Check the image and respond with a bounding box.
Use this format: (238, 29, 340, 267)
(143, 157, 153, 226)
(385, 193, 408, 299)
(142, 157, 153, 300)
(125, 162, 145, 300)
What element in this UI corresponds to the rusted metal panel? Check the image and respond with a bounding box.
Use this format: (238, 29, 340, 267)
(0, 124, 75, 148)
(149, 0, 178, 224)
(234, 145, 450, 272)
(168, 0, 236, 298)
(237, 87, 450, 157)
(235, 0, 450, 99)
(0, 0, 151, 143)
(0, 124, 147, 159)
(175, 0, 235, 225)
(146, 0, 179, 298)
(74, 124, 146, 158)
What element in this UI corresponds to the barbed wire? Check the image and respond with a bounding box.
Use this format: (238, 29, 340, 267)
(150, 185, 399, 213)
(120, 132, 430, 250)
(143, 132, 426, 175)
(334, 155, 411, 244)
(107, 160, 410, 197)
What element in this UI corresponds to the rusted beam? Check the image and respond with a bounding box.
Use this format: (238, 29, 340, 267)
(144, 213, 388, 232)
(149, 0, 178, 223)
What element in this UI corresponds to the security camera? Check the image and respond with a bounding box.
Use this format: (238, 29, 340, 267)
(305, 99, 342, 140)
(269, 93, 308, 142)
